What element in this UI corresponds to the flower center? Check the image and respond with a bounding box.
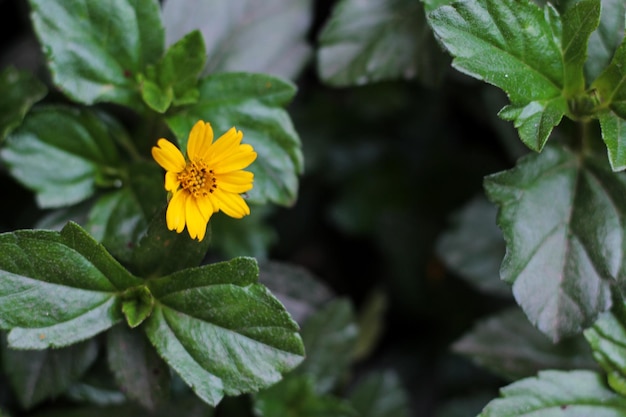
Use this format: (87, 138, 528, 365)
(178, 160, 217, 197)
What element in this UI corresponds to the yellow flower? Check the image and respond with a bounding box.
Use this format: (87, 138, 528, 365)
(151, 120, 257, 241)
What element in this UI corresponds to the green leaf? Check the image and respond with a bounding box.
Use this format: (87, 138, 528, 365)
(427, 0, 599, 150)
(317, 0, 448, 86)
(0, 67, 47, 143)
(0, 222, 135, 349)
(1, 106, 121, 208)
(60, 221, 143, 290)
(166, 72, 303, 205)
(28, 0, 164, 107)
(594, 37, 626, 120)
(254, 375, 357, 417)
(155, 30, 205, 105)
(162, 0, 312, 80)
(349, 370, 410, 417)
(484, 145, 626, 341)
(497, 97, 567, 151)
(106, 324, 170, 410)
(478, 370, 626, 416)
(144, 257, 304, 406)
(139, 30, 205, 113)
(296, 299, 359, 394)
(1, 338, 98, 409)
(139, 78, 173, 114)
(599, 110, 626, 171)
(585, 0, 625, 82)
(436, 196, 510, 297)
(258, 261, 334, 324)
(561, 0, 601, 94)
(121, 286, 154, 328)
(453, 308, 598, 381)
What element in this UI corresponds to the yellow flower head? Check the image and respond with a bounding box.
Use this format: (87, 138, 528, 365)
(151, 120, 257, 241)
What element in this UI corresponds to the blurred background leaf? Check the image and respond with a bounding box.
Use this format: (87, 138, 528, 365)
(317, 0, 448, 86)
(162, 0, 313, 80)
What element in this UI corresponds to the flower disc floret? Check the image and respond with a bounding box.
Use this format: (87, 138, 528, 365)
(151, 120, 257, 241)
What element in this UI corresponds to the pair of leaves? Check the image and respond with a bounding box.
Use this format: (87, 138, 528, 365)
(0, 222, 305, 407)
(140, 30, 205, 113)
(428, 0, 626, 171)
(428, 0, 600, 151)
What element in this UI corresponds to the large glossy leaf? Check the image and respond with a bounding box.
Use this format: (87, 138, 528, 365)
(0, 222, 139, 349)
(144, 257, 304, 406)
(28, 0, 163, 107)
(428, 0, 600, 150)
(166, 72, 303, 205)
(485, 145, 626, 341)
(106, 325, 170, 410)
(317, 0, 448, 86)
(478, 370, 626, 416)
(1, 106, 122, 208)
(453, 308, 598, 381)
(1, 339, 98, 409)
(162, 0, 312, 80)
(0, 66, 47, 143)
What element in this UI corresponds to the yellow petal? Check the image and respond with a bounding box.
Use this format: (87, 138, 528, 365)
(185, 196, 208, 241)
(152, 139, 186, 172)
(187, 120, 213, 161)
(213, 189, 250, 218)
(213, 149, 257, 174)
(166, 191, 187, 233)
(217, 179, 253, 194)
(196, 194, 214, 221)
(206, 127, 243, 164)
(164, 171, 180, 191)
(207, 193, 220, 213)
(217, 170, 254, 184)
